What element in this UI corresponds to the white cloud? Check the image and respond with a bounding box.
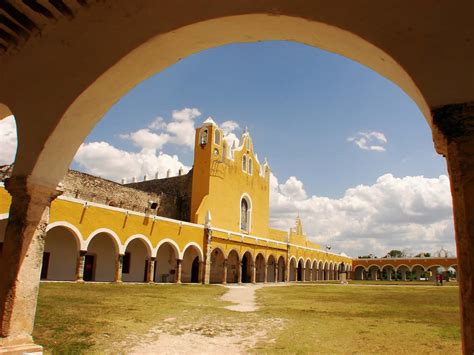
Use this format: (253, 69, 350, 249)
(270, 173, 455, 257)
(348, 131, 387, 152)
(122, 107, 201, 151)
(74, 141, 189, 182)
(0, 116, 17, 165)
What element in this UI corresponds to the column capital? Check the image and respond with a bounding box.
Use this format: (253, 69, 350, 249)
(5, 176, 63, 203)
(432, 101, 474, 140)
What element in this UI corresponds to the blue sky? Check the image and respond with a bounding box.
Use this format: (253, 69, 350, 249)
(77, 41, 447, 198)
(0, 40, 454, 256)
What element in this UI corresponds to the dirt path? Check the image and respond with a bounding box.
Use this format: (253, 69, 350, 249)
(221, 284, 264, 312)
(128, 284, 283, 354)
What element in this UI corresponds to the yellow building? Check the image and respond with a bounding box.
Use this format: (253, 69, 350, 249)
(0, 119, 352, 284)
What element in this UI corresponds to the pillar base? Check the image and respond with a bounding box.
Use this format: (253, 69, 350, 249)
(0, 336, 43, 354)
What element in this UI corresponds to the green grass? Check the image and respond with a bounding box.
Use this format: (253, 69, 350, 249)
(255, 284, 461, 353)
(34, 282, 461, 353)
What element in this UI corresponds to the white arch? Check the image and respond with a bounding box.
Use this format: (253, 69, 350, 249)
(367, 264, 382, 272)
(46, 221, 86, 250)
(289, 255, 297, 265)
(123, 234, 153, 257)
(297, 256, 304, 266)
(181, 242, 204, 261)
(396, 264, 411, 272)
(410, 264, 427, 272)
(155, 238, 181, 258)
(85, 228, 123, 254)
(226, 248, 241, 260)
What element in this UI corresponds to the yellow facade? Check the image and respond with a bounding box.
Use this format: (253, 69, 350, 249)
(0, 120, 352, 284)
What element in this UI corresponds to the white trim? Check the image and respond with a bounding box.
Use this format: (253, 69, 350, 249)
(155, 238, 181, 259)
(85, 228, 123, 254)
(123, 234, 153, 256)
(289, 255, 296, 265)
(46, 221, 86, 250)
(57, 195, 204, 229)
(182, 242, 204, 261)
(0, 213, 9, 220)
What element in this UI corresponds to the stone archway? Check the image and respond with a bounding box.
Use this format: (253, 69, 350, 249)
(122, 238, 151, 283)
(277, 256, 286, 282)
(181, 244, 203, 283)
(255, 253, 266, 283)
(226, 250, 240, 284)
(297, 260, 304, 282)
(241, 251, 253, 283)
(0, 3, 473, 351)
(209, 248, 225, 284)
(85, 232, 119, 282)
(354, 266, 366, 280)
(41, 226, 81, 281)
(155, 242, 179, 283)
(289, 258, 297, 282)
(266, 255, 276, 283)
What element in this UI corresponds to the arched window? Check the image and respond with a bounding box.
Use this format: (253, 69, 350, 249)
(200, 128, 208, 146)
(248, 158, 253, 175)
(242, 155, 247, 172)
(214, 129, 221, 145)
(240, 197, 252, 232)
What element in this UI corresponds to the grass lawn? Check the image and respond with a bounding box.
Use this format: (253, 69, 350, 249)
(34, 282, 460, 353)
(255, 284, 461, 353)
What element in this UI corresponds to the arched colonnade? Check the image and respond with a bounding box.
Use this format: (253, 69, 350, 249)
(354, 264, 458, 281)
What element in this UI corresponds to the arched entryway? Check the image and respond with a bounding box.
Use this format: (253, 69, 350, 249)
(241, 251, 253, 283)
(266, 255, 276, 283)
(312, 261, 318, 281)
(354, 266, 366, 280)
(226, 250, 240, 284)
(209, 248, 225, 284)
(85, 232, 120, 282)
(122, 237, 151, 283)
(41, 225, 81, 281)
(305, 259, 312, 281)
(277, 256, 286, 282)
(181, 244, 203, 283)
(289, 258, 297, 282)
(297, 259, 304, 282)
(368, 265, 381, 281)
(255, 253, 266, 283)
(155, 241, 179, 283)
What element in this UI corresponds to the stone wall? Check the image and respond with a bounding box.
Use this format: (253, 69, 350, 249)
(125, 170, 193, 222)
(0, 165, 188, 220)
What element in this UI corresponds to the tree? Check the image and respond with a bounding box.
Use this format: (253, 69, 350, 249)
(415, 252, 431, 258)
(385, 250, 404, 258)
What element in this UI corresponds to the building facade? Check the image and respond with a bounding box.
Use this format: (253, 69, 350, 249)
(0, 119, 352, 285)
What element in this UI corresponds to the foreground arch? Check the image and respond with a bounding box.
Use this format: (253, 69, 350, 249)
(155, 241, 179, 283)
(85, 232, 119, 282)
(0, 2, 473, 352)
(181, 244, 202, 283)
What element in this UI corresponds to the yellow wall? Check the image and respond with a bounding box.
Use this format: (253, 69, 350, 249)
(191, 123, 270, 237)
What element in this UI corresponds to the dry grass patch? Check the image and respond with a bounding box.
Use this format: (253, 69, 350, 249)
(254, 284, 460, 353)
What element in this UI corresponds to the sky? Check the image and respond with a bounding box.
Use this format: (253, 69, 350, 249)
(0, 41, 455, 258)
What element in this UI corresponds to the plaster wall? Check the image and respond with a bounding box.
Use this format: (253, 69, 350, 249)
(43, 227, 78, 281)
(87, 233, 116, 282)
(122, 239, 148, 282)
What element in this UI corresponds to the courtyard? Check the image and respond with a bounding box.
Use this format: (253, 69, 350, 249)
(34, 282, 460, 353)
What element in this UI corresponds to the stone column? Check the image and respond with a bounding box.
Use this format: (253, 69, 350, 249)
(238, 262, 243, 284)
(176, 259, 182, 284)
(76, 250, 87, 282)
(433, 102, 474, 353)
(222, 259, 228, 285)
(285, 260, 290, 282)
(401, 269, 407, 281)
(386, 270, 392, 281)
(147, 257, 155, 283)
(274, 265, 278, 283)
(251, 263, 256, 284)
(415, 269, 422, 281)
(115, 254, 124, 283)
(0, 177, 61, 352)
(371, 269, 378, 281)
(202, 227, 212, 285)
